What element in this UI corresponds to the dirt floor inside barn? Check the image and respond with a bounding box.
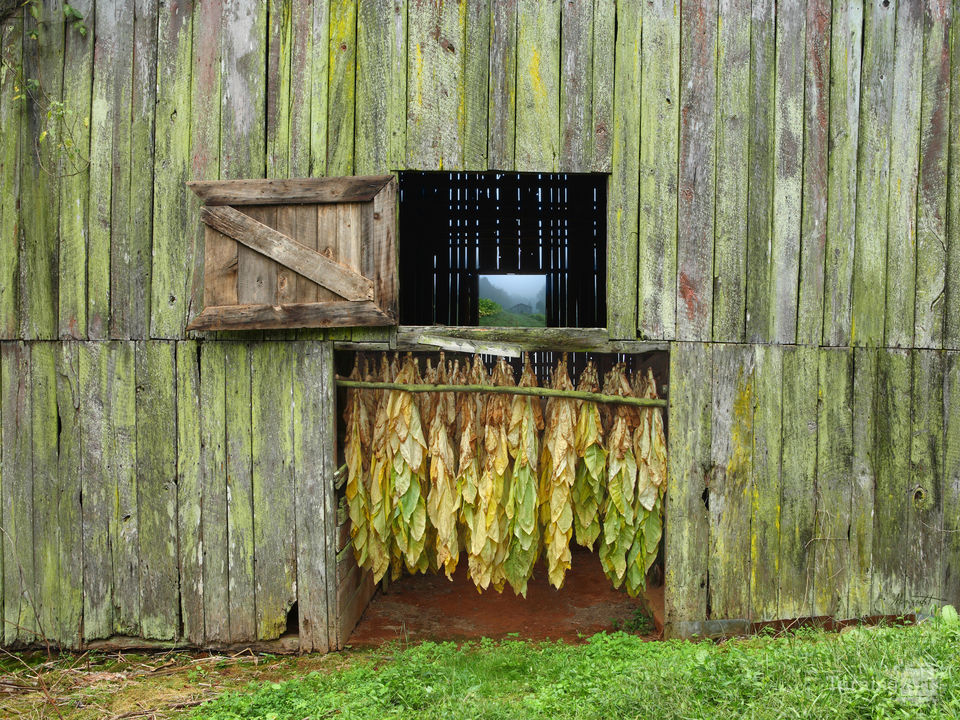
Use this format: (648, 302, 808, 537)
(347, 547, 664, 646)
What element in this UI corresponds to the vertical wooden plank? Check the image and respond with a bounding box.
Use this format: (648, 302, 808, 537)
(77, 342, 111, 640)
(315, 205, 341, 303)
(709, 344, 754, 620)
(151, 0, 196, 339)
(590, 0, 614, 172)
(606, 0, 640, 340)
(287, 0, 315, 178)
(111, 0, 158, 339)
(883, 0, 923, 348)
(56, 343, 83, 648)
(58, 0, 94, 339)
(176, 341, 204, 645)
(0, 16, 22, 337)
(370, 180, 398, 321)
(109, 342, 139, 636)
(488, 0, 517, 170)
(199, 341, 229, 643)
(871, 348, 911, 614)
(1, 343, 34, 645)
(638, 0, 680, 342)
(906, 349, 944, 610)
(516, 0, 560, 171)
(406, 0, 466, 170)
(88, 0, 130, 339)
(222, 0, 269, 318)
(237, 207, 279, 305)
(943, 352, 960, 606)
(220, 0, 266, 180)
(796, 0, 831, 346)
(778, 345, 819, 620)
(744, 0, 775, 343)
(851, 0, 896, 347)
(559, 0, 593, 171)
(309, 0, 330, 175)
(32, 343, 60, 644)
(275, 207, 298, 304)
(136, 341, 179, 640)
(947, 6, 960, 349)
(750, 344, 782, 621)
(356, 0, 391, 174)
(665, 342, 712, 632)
(225, 342, 255, 641)
(252, 343, 296, 640)
(20, 0, 64, 340)
(712, 0, 750, 343)
(813, 347, 853, 618)
(291, 206, 320, 305)
(914, 2, 952, 349)
(822, 0, 863, 346)
(328, 0, 356, 174)
(848, 347, 877, 617)
(676, 0, 716, 341)
(267, 0, 293, 179)
(767, 1, 806, 344)
(294, 342, 334, 652)
(356, 0, 408, 173)
(463, 0, 488, 170)
(188, 0, 224, 323)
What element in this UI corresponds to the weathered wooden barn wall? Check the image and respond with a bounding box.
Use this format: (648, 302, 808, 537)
(0, 0, 959, 647)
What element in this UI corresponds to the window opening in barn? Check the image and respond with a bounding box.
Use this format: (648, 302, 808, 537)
(333, 348, 668, 646)
(398, 172, 607, 328)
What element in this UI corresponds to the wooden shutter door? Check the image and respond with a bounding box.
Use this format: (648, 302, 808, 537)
(186, 176, 397, 331)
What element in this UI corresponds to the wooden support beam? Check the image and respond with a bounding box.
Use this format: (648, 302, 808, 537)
(334, 378, 668, 408)
(187, 301, 395, 332)
(396, 326, 668, 354)
(188, 176, 392, 205)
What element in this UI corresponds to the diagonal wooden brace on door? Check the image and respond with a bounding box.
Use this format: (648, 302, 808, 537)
(200, 206, 374, 302)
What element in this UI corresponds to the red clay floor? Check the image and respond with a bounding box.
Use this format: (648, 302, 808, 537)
(347, 546, 664, 647)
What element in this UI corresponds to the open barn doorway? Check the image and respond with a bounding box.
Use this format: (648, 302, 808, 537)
(332, 349, 668, 646)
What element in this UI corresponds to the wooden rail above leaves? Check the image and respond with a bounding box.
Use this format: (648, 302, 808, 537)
(186, 176, 398, 331)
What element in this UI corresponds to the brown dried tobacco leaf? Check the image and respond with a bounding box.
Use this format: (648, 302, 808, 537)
(625, 369, 667, 597)
(472, 358, 515, 592)
(458, 356, 487, 591)
(344, 360, 372, 571)
(503, 358, 544, 596)
(427, 355, 460, 578)
(572, 361, 607, 549)
(367, 355, 394, 582)
(541, 356, 577, 589)
(386, 355, 429, 576)
(598, 364, 638, 588)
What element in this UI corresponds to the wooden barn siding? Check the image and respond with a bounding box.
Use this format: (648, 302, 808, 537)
(0, 0, 957, 345)
(0, 340, 336, 650)
(666, 343, 960, 631)
(1, 0, 959, 646)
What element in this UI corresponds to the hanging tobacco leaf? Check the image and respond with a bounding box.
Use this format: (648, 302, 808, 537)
(572, 361, 606, 549)
(367, 355, 394, 582)
(387, 355, 429, 576)
(427, 354, 461, 578)
(458, 355, 487, 590)
(625, 369, 667, 597)
(503, 358, 543, 596)
(343, 360, 372, 571)
(598, 364, 638, 588)
(540, 356, 577, 589)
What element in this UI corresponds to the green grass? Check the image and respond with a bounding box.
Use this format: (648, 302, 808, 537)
(187, 614, 960, 719)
